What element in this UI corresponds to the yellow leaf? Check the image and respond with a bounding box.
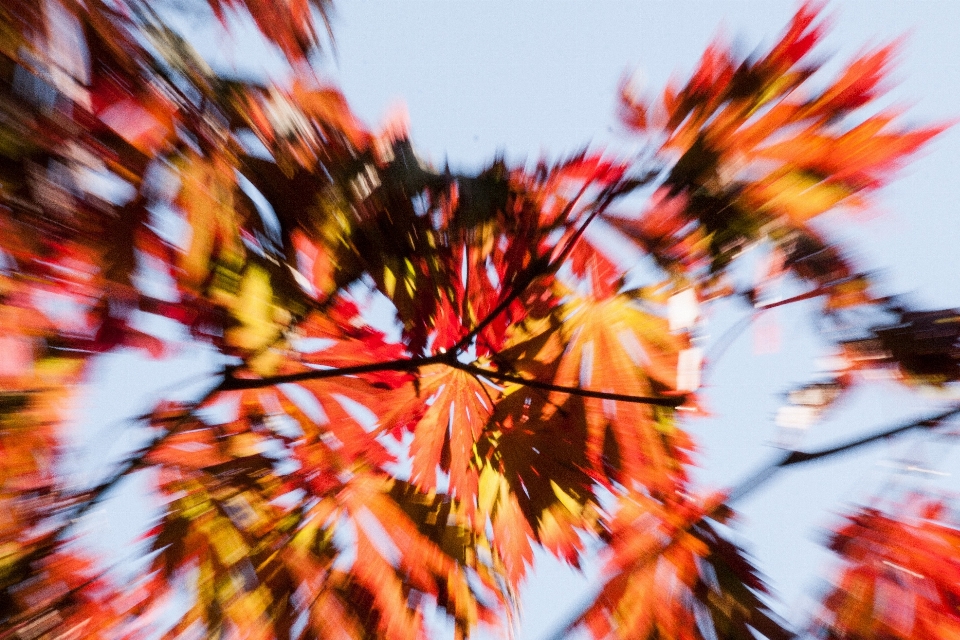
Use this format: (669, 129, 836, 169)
(478, 464, 502, 517)
(550, 480, 582, 516)
(384, 265, 397, 297)
(175, 153, 242, 291)
(746, 170, 851, 223)
(225, 265, 280, 352)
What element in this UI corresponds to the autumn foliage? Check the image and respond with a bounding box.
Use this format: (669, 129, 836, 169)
(0, 1, 957, 639)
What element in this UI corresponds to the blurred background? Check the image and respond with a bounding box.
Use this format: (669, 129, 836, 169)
(55, 1, 960, 638)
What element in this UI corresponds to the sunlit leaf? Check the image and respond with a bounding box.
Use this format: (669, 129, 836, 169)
(815, 501, 960, 640)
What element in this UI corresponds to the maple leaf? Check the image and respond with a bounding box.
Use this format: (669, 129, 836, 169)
(612, 2, 943, 291)
(211, 261, 303, 370)
(237, 381, 395, 473)
(206, 0, 333, 63)
(478, 390, 598, 570)
(580, 492, 790, 640)
(602, 188, 710, 275)
(294, 300, 412, 388)
(173, 151, 245, 292)
(146, 424, 235, 471)
(0, 548, 135, 640)
(147, 470, 300, 640)
(814, 501, 960, 640)
(92, 79, 177, 157)
(384, 364, 498, 501)
(502, 293, 694, 493)
(280, 474, 504, 639)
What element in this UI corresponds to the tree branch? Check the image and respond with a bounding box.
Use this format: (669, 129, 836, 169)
(450, 360, 686, 408)
(727, 404, 960, 503)
(219, 354, 447, 391)
(546, 186, 619, 269)
(449, 180, 620, 355)
(219, 349, 686, 408)
(750, 278, 865, 312)
(65, 374, 231, 524)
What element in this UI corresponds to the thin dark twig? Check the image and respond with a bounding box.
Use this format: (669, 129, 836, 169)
(753, 285, 836, 311)
(725, 404, 960, 508)
(447, 256, 552, 356)
(0, 373, 232, 617)
(450, 361, 686, 408)
(66, 374, 230, 524)
(547, 187, 619, 270)
(449, 179, 613, 355)
(704, 285, 837, 381)
(767, 404, 960, 467)
(219, 354, 447, 391)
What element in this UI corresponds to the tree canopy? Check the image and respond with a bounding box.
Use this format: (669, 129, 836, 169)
(0, 1, 957, 639)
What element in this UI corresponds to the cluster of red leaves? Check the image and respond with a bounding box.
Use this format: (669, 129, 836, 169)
(607, 2, 942, 309)
(581, 491, 789, 640)
(815, 501, 960, 640)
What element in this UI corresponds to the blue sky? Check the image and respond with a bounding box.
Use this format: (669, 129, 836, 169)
(78, 2, 960, 639)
